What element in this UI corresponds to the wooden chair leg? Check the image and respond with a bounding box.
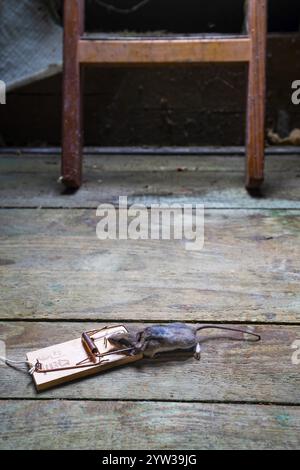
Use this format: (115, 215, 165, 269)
(246, 0, 267, 190)
(62, 0, 85, 189)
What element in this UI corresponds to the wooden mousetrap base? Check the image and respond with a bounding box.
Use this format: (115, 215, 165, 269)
(27, 325, 143, 392)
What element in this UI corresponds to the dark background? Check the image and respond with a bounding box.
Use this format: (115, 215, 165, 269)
(1, 0, 300, 147)
(85, 0, 299, 33)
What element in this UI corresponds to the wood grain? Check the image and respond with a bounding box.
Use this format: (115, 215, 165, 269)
(0, 155, 300, 209)
(0, 322, 299, 403)
(2, 153, 299, 173)
(62, 0, 84, 188)
(1, 152, 300, 450)
(0, 208, 299, 322)
(79, 38, 251, 65)
(1, 400, 299, 450)
(246, 0, 267, 188)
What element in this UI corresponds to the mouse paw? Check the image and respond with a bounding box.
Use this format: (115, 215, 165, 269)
(194, 343, 201, 360)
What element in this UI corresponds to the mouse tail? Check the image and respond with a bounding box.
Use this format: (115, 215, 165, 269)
(195, 325, 261, 341)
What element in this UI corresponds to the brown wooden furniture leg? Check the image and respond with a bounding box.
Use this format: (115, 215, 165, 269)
(62, 0, 85, 189)
(246, 0, 267, 190)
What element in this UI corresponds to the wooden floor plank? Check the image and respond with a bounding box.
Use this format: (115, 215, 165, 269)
(1, 153, 299, 173)
(1, 400, 299, 450)
(0, 154, 299, 208)
(0, 322, 299, 403)
(0, 209, 299, 323)
(1, 153, 300, 450)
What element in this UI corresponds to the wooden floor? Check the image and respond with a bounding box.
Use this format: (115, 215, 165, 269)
(0, 152, 300, 450)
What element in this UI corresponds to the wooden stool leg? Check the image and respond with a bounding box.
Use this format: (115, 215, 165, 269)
(62, 0, 85, 189)
(246, 0, 267, 190)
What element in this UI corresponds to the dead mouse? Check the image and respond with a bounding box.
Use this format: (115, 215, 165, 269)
(107, 323, 260, 360)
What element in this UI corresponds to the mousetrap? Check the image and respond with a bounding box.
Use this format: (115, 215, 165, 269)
(26, 325, 143, 391)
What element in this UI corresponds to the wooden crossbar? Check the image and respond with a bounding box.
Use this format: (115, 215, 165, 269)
(78, 38, 251, 65)
(62, 0, 267, 190)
